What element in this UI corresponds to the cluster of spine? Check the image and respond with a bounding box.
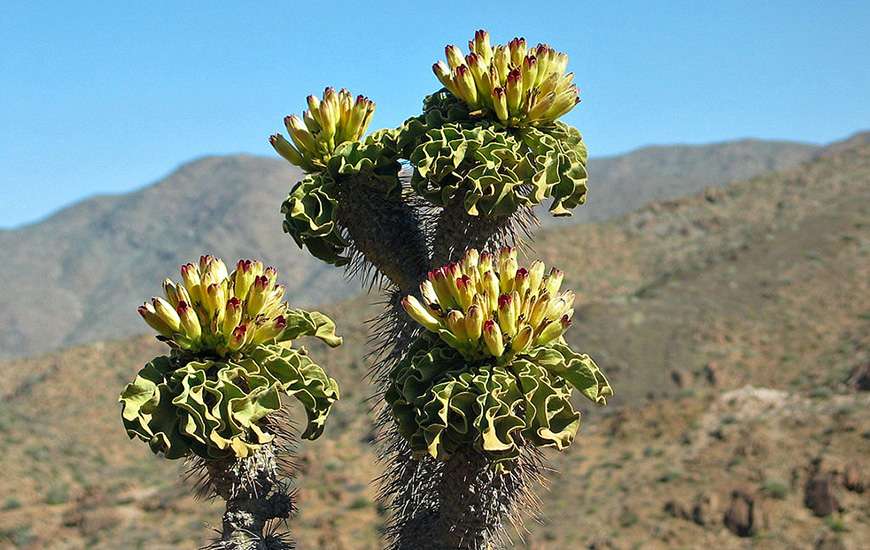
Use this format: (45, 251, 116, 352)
(270, 87, 376, 172)
(121, 256, 342, 461)
(433, 30, 579, 127)
(388, 248, 610, 467)
(402, 247, 574, 362)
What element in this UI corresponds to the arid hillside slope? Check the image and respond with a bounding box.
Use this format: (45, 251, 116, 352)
(1, 136, 867, 549)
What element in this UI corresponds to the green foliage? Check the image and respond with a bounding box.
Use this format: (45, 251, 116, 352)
(123, 258, 343, 460)
(398, 91, 588, 217)
(120, 343, 340, 459)
(386, 336, 610, 468)
(280, 132, 403, 266)
(762, 479, 789, 500)
(44, 483, 69, 505)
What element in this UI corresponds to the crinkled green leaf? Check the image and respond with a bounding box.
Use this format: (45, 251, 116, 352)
(120, 343, 340, 460)
(281, 308, 343, 347)
(279, 130, 404, 266)
(281, 172, 348, 266)
(399, 107, 588, 217)
(386, 336, 610, 468)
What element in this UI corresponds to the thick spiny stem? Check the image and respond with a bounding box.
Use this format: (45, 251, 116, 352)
(375, 205, 543, 549)
(204, 444, 295, 550)
(431, 198, 539, 266)
(336, 175, 430, 295)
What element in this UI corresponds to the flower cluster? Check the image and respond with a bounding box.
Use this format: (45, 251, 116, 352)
(138, 255, 339, 356)
(389, 248, 611, 465)
(432, 30, 579, 127)
(270, 87, 376, 172)
(396, 90, 588, 218)
(123, 255, 342, 460)
(402, 247, 574, 363)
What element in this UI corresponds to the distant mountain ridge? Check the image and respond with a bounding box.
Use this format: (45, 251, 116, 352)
(545, 138, 817, 225)
(0, 138, 819, 359)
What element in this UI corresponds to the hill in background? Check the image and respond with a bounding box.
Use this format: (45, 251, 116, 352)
(0, 134, 866, 549)
(0, 139, 817, 359)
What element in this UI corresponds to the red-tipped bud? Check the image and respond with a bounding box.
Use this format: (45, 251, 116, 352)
(228, 324, 248, 351)
(176, 300, 201, 341)
(445, 44, 465, 70)
(497, 294, 517, 337)
(482, 319, 504, 357)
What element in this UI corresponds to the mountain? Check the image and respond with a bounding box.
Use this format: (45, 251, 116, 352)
(0, 134, 866, 549)
(0, 156, 352, 359)
(555, 138, 818, 225)
(0, 139, 818, 360)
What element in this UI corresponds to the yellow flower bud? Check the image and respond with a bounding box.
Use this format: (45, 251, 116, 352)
(493, 45, 510, 83)
(176, 301, 201, 341)
(402, 296, 441, 332)
(152, 297, 181, 332)
(456, 274, 475, 311)
(536, 315, 571, 346)
(545, 268, 564, 296)
(222, 297, 243, 337)
(269, 133, 305, 166)
(138, 303, 173, 337)
(497, 294, 517, 337)
(465, 305, 484, 341)
(511, 324, 533, 353)
(245, 275, 269, 317)
(472, 29, 493, 63)
(233, 259, 256, 301)
(445, 44, 465, 71)
(227, 324, 249, 352)
(462, 248, 479, 273)
(482, 271, 500, 313)
(483, 319, 504, 357)
(251, 315, 287, 345)
(514, 268, 530, 297)
(528, 260, 546, 294)
(529, 292, 550, 328)
(180, 262, 200, 297)
(446, 310, 468, 340)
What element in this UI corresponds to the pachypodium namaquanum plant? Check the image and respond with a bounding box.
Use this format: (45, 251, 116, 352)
(389, 247, 611, 466)
(120, 255, 341, 549)
(266, 29, 609, 550)
(400, 29, 589, 223)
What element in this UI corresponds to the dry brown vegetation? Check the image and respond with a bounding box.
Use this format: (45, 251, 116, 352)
(0, 136, 867, 549)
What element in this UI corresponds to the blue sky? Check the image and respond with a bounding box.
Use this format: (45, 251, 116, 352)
(2, 1, 868, 228)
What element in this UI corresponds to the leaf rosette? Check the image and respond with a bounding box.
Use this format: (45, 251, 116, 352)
(120, 344, 340, 459)
(398, 90, 588, 217)
(277, 113, 404, 266)
(120, 256, 342, 459)
(391, 248, 611, 466)
(386, 337, 610, 468)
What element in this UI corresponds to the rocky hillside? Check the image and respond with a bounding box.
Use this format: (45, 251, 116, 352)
(548, 138, 817, 225)
(0, 134, 866, 549)
(0, 139, 816, 360)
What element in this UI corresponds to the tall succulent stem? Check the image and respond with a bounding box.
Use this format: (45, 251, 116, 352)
(431, 198, 539, 266)
(362, 192, 543, 549)
(336, 175, 430, 295)
(205, 443, 295, 550)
